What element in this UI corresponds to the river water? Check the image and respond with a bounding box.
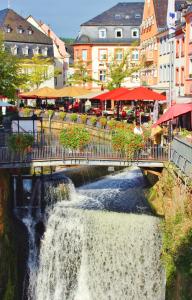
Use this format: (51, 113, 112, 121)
(26, 168, 165, 300)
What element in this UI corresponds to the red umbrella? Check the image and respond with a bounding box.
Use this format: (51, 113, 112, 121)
(154, 103, 192, 126)
(112, 86, 166, 101)
(92, 87, 130, 101)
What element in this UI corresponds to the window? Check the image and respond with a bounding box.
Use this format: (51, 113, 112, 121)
(132, 50, 139, 61)
(181, 67, 184, 85)
(176, 68, 179, 85)
(115, 28, 123, 38)
(115, 49, 123, 60)
(28, 28, 33, 35)
(115, 14, 121, 20)
(17, 27, 24, 34)
(82, 49, 88, 61)
(99, 28, 106, 39)
(181, 37, 185, 56)
(159, 66, 163, 82)
(135, 14, 141, 19)
(99, 70, 106, 82)
(42, 47, 48, 56)
(11, 45, 18, 56)
(176, 40, 180, 58)
(33, 47, 39, 55)
(22, 46, 29, 56)
(131, 28, 139, 38)
(99, 49, 107, 60)
(5, 25, 12, 33)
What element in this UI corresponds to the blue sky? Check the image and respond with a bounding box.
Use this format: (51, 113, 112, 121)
(0, 0, 143, 38)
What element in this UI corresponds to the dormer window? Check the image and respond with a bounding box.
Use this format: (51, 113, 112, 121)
(99, 28, 107, 39)
(42, 47, 48, 56)
(28, 28, 33, 35)
(115, 28, 123, 38)
(5, 25, 12, 33)
(135, 14, 141, 19)
(115, 14, 121, 20)
(33, 47, 39, 55)
(22, 46, 29, 56)
(131, 28, 139, 38)
(18, 26, 24, 34)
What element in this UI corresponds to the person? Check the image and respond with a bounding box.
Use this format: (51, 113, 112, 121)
(85, 99, 91, 113)
(134, 123, 143, 135)
(19, 100, 24, 108)
(151, 125, 163, 158)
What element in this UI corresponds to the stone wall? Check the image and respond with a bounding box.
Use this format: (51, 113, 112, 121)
(146, 164, 192, 300)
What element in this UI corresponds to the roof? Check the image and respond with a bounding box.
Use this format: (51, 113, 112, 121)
(38, 22, 69, 57)
(0, 9, 52, 45)
(81, 2, 144, 26)
(154, 0, 187, 29)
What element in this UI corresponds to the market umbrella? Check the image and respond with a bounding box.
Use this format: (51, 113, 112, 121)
(20, 87, 59, 99)
(0, 101, 14, 107)
(54, 86, 90, 98)
(91, 87, 130, 101)
(154, 103, 192, 126)
(113, 86, 166, 101)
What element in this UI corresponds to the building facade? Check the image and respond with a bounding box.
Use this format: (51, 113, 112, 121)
(74, 2, 144, 88)
(0, 8, 55, 90)
(27, 16, 70, 88)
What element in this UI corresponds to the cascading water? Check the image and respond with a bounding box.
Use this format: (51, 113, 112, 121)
(27, 168, 166, 300)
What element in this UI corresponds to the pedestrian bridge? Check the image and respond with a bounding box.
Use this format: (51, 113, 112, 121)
(0, 144, 168, 169)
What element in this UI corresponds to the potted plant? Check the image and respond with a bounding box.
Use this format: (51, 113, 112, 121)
(59, 111, 66, 121)
(99, 117, 107, 128)
(60, 126, 90, 150)
(90, 116, 97, 126)
(80, 114, 88, 124)
(70, 113, 78, 123)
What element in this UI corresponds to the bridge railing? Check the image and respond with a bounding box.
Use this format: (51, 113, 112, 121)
(0, 143, 168, 165)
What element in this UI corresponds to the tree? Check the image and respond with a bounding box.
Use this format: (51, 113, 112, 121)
(21, 55, 55, 90)
(67, 59, 95, 86)
(106, 46, 142, 90)
(0, 33, 27, 98)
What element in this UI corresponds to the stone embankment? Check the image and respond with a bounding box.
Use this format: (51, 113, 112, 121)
(146, 163, 192, 300)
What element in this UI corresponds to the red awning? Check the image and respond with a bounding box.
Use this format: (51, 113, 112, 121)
(154, 103, 192, 126)
(92, 87, 130, 101)
(113, 86, 166, 101)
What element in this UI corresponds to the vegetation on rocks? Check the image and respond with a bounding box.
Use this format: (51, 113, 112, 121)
(147, 165, 192, 300)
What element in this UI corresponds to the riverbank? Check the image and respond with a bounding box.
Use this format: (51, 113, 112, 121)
(146, 163, 192, 300)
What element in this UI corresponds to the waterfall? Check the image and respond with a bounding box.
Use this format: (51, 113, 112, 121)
(28, 168, 165, 300)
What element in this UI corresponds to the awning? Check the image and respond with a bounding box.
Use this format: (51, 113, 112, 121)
(154, 103, 192, 126)
(113, 87, 166, 101)
(20, 87, 59, 99)
(92, 87, 130, 101)
(53, 86, 90, 98)
(78, 90, 108, 99)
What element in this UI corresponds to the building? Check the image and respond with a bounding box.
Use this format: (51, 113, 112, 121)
(140, 0, 186, 91)
(27, 16, 70, 88)
(74, 2, 144, 88)
(0, 8, 55, 90)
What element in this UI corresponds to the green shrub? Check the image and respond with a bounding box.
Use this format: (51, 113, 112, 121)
(90, 116, 97, 126)
(99, 117, 107, 128)
(7, 133, 34, 154)
(59, 111, 66, 120)
(70, 113, 78, 122)
(80, 114, 88, 124)
(60, 126, 90, 150)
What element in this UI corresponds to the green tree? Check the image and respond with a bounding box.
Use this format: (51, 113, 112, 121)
(21, 54, 55, 90)
(0, 32, 27, 98)
(107, 47, 142, 90)
(67, 59, 95, 86)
